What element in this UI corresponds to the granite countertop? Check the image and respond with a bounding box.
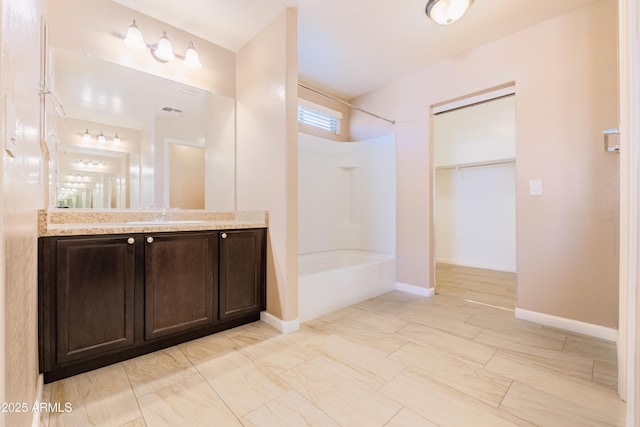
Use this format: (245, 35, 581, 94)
(38, 209, 268, 237)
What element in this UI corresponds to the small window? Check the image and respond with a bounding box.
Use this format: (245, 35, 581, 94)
(298, 99, 342, 135)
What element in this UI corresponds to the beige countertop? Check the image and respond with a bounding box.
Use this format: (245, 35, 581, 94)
(38, 209, 268, 237)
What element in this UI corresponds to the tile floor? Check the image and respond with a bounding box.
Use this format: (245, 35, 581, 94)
(42, 264, 625, 426)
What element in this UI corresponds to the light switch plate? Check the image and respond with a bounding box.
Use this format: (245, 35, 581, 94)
(529, 179, 543, 196)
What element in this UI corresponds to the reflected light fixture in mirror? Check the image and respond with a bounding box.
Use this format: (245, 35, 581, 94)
(425, 0, 474, 25)
(81, 129, 124, 145)
(123, 20, 202, 70)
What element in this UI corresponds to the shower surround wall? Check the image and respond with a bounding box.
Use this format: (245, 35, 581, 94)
(298, 133, 396, 321)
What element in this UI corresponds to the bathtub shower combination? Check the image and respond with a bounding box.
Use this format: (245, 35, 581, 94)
(298, 133, 396, 322)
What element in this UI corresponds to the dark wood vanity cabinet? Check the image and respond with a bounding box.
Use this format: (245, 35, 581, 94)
(144, 233, 217, 339)
(41, 236, 137, 367)
(219, 230, 266, 320)
(39, 228, 266, 383)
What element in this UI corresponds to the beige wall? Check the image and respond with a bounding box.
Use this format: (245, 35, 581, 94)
(298, 84, 351, 141)
(236, 8, 298, 321)
(351, 0, 620, 328)
(1, 0, 46, 426)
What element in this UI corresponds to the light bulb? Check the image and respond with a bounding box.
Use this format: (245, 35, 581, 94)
(155, 31, 175, 62)
(184, 42, 202, 69)
(426, 0, 473, 25)
(82, 129, 91, 143)
(97, 132, 106, 144)
(124, 20, 147, 52)
(113, 133, 121, 145)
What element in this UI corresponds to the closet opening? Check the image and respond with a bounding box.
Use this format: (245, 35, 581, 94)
(432, 87, 517, 310)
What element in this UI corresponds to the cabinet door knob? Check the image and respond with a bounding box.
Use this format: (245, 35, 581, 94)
(127, 237, 135, 245)
(146, 236, 154, 244)
(221, 233, 228, 239)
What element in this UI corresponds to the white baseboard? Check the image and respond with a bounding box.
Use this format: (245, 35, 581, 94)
(515, 308, 618, 342)
(395, 282, 435, 297)
(436, 258, 516, 273)
(260, 311, 300, 334)
(32, 374, 44, 427)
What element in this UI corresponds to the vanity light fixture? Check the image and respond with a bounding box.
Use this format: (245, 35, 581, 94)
(123, 20, 202, 70)
(80, 130, 124, 145)
(154, 31, 175, 62)
(425, 0, 474, 25)
(97, 131, 107, 144)
(124, 20, 146, 52)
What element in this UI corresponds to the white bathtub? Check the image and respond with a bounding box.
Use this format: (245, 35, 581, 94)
(298, 250, 396, 322)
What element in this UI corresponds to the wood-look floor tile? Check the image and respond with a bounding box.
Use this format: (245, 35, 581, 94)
(474, 323, 566, 352)
(500, 381, 625, 427)
(283, 324, 329, 347)
(354, 291, 420, 315)
(594, 360, 618, 389)
(563, 335, 618, 364)
(40, 383, 52, 427)
(384, 407, 438, 427)
(178, 332, 238, 362)
(223, 321, 279, 344)
(438, 278, 514, 296)
(380, 370, 534, 427)
(465, 312, 561, 339)
(320, 317, 409, 355)
(241, 390, 339, 427)
(137, 375, 241, 427)
(307, 335, 405, 389)
(339, 306, 410, 333)
(397, 322, 495, 366)
(475, 332, 594, 381)
(389, 342, 511, 407)
(120, 417, 147, 427)
(230, 332, 316, 375)
(49, 364, 142, 427)
(123, 346, 199, 397)
(458, 289, 515, 309)
(485, 354, 625, 415)
(194, 346, 290, 417)
(280, 357, 402, 426)
(399, 309, 483, 340)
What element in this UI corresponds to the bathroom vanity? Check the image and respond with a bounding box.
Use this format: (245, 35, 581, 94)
(37, 210, 267, 383)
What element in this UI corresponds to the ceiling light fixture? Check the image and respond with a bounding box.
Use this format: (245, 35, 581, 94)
(122, 20, 202, 70)
(425, 0, 474, 25)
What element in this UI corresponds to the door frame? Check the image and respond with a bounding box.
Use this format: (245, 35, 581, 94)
(618, 0, 639, 423)
(430, 84, 517, 291)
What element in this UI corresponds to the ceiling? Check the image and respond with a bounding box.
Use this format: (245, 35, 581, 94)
(113, 0, 600, 99)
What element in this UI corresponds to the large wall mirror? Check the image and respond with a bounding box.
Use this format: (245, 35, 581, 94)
(48, 45, 236, 210)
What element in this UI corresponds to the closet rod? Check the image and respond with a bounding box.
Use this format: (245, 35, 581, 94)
(435, 158, 515, 171)
(298, 82, 396, 125)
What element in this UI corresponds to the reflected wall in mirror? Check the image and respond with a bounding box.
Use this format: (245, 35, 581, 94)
(50, 46, 236, 210)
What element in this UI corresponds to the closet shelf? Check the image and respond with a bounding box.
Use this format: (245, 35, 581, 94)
(435, 158, 515, 171)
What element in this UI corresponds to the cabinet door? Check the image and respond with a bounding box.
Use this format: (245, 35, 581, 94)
(219, 229, 266, 320)
(144, 233, 216, 340)
(55, 236, 136, 365)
